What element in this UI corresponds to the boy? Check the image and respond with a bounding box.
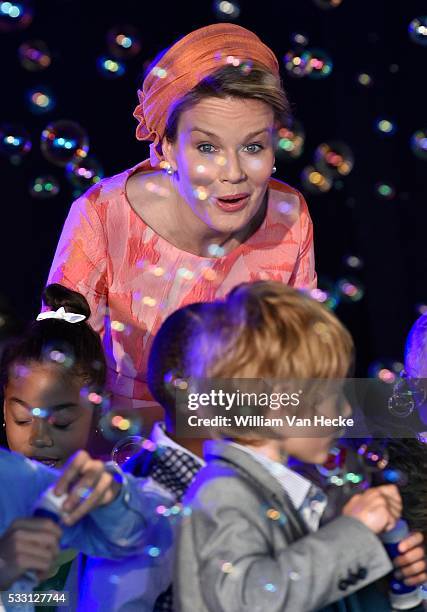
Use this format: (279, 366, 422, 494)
(175, 281, 426, 611)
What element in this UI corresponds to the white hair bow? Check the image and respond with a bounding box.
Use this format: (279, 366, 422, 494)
(36, 307, 86, 324)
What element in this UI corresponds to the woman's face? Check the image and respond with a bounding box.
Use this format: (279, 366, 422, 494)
(163, 96, 276, 237)
(3, 362, 95, 468)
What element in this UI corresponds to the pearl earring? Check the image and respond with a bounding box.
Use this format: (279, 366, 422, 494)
(272, 166, 277, 175)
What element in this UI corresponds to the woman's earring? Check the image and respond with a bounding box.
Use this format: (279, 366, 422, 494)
(272, 166, 277, 175)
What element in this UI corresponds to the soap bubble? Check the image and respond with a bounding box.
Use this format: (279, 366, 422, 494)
(276, 121, 305, 160)
(107, 25, 141, 58)
(411, 129, 427, 160)
(111, 436, 145, 466)
(409, 17, 427, 46)
(0, 1, 33, 32)
(65, 157, 104, 191)
(306, 48, 333, 79)
(301, 165, 333, 194)
(290, 32, 309, 47)
(375, 119, 396, 135)
(307, 277, 340, 310)
(283, 49, 313, 78)
(41, 120, 89, 167)
(357, 73, 373, 87)
(368, 360, 403, 384)
(19, 40, 51, 71)
(313, 0, 343, 9)
(314, 141, 354, 178)
(343, 255, 364, 270)
(213, 0, 240, 20)
(29, 175, 60, 199)
(27, 88, 55, 114)
(99, 411, 144, 442)
(336, 278, 364, 302)
(388, 376, 427, 418)
(357, 440, 389, 471)
(97, 56, 126, 78)
(375, 182, 396, 200)
(0, 124, 31, 162)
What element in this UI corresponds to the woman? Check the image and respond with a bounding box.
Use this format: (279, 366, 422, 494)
(47, 23, 317, 424)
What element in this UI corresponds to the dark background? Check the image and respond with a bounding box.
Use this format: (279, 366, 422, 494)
(0, 0, 426, 376)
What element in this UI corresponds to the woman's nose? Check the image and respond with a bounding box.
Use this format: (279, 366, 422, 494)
(220, 153, 246, 183)
(29, 418, 54, 448)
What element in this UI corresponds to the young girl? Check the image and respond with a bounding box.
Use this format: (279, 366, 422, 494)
(1, 283, 107, 467)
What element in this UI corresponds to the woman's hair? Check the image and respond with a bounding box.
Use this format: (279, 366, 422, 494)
(184, 281, 354, 440)
(0, 284, 106, 389)
(164, 64, 291, 143)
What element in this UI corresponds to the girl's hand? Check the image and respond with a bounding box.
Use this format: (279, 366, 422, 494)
(54, 450, 121, 525)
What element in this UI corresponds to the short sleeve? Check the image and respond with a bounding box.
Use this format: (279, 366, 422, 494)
(47, 191, 108, 334)
(288, 193, 317, 290)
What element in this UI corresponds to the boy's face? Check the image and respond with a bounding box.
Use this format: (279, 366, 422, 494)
(281, 392, 352, 464)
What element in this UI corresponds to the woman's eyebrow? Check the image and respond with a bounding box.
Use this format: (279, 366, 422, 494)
(190, 128, 270, 139)
(9, 398, 77, 411)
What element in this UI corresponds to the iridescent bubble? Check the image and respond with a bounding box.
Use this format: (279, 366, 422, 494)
(313, 0, 343, 9)
(357, 440, 389, 471)
(111, 436, 145, 466)
(375, 182, 396, 200)
(314, 141, 354, 178)
(343, 255, 364, 270)
(19, 40, 51, 71)
(388, 376, 426, 417)
(306, 48, 333, 79)
(27, 88, 55, 114)
(29, 175, 60, 199)
(0, 124, 31, 162)
(409, 17, 427, 46)
(375, 119, 396, 135)
(368, 360, 403, 384)
(0, 0, 33, 32)
(213, 0, 240, 20)
(99, 411, 144, 442)
(290, 32, 309, 47)
(41, 341, 75, 369)
(276, 121, 305, 160)
(283, 49, 313, 78)
(97, 56, 126, 78)
(335, 278, 364, 302)
(411, 129, 427, 160)
(307, 277, 340, 310)
(301, 165, 333, 194)
(65, 157, 104, 191)
(107, 25, 141, 59)
(357, 73, 373, 87)
(41, 120, 89, 167)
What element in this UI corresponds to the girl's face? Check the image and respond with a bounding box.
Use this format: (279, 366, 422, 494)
(163, 96, 276, 237)
(3, 362, 95, 468)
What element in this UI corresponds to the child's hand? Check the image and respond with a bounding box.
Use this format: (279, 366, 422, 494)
(54, 450, 121, 526)
(393, 531, 427, 586)
(0, 518, 61, 589)
(342, 484, 402, 534)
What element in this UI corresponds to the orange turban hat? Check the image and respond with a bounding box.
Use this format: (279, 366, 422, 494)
(133, 23, 280, 167)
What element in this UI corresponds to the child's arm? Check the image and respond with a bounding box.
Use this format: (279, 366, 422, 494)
(177, 477, 394, 612)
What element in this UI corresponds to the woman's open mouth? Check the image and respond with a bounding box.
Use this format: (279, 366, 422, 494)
(215, 193, 250, 212)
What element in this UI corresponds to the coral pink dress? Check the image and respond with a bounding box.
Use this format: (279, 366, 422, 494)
(48, 160, 317, 409)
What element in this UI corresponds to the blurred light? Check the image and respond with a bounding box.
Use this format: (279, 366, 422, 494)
(314, 141, 354, 177)
(276, 120, 305, 160)
(19, 40, 51, 71)
(0, 124, 31, 163)
(29, 175, 60, 199)
(306, 48, 333, 79)
(301, 165, 333, 194)
(27, 88, 55, 114)
(41, 120, 89, 167)
(107, 25, 141, 58)
(0, 0, 33, 32)
(411, 129, 427, 160)
(409, 16, 427, 46)
(375, 182, 396, 200)
(357, 73, 373, 87)
(375, 119, 396, 135)
(213, 0, 240, 20)
(97, 56, 126, 78)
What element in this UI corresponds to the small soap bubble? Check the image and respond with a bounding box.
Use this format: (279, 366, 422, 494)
(336, 278, 364, 302)
(19, 40, 51, 71)
(65, 157, 104, 191)
(264, 582, 277, 592)
(27, 88, 55, 114)
(314, 141, 354, 178)
(41, 341, 75, 369)
(375, 119, 396, 135)
(283, 49, 313, 78)
(368, 360, 403, 384)
(313, 0, 342, 8)
(0, 0, 33, 32)
(343, 255, 363, 270)
(107, 25, 141, 58)
(208, 243, 225, 257)
(290, 32, 309, 47)
(151, 65, 167, 79)
(213, 0, 240, 20)
(307, 278, 340, 310)
(411, 129, 427, 160)
(100, 411, 144, 442)
(375, 182, 396, 200)
(41, 120, 89, 167)
(306, 48, 333, 79)
(301, 165, 333, 194)
(97, 56, 126, 78)
(276, 120, 305, 160)
(0, 124, 31, 162)
(111, 436, 145, 467)
(193, 186, 208, 201)
(29, 175, 60, 199)
(357, 440, 389, 471)
(409, 16, 427, 46)
(357, 73, 373, 87)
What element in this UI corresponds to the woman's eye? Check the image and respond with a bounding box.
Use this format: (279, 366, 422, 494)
(197, 143, 217, 154)
(15, 420, 31, 426)
(244, 143, 263, 154)
(53, 423, 72, 430)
